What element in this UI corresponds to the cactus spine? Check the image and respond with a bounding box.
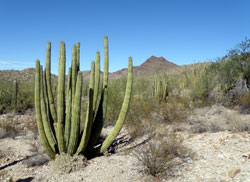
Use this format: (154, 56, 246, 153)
(35, 36, 133, 159)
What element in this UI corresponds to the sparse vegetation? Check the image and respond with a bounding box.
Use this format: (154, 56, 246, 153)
(152, 74, 168, 103)
(0, 80, 34, 114)
(0, 37, 249, 181)
(0, 170, 13, 182)
(0, 118, 18, 139)
(133, 130, 190, 178)
(50, 153, 88, 174)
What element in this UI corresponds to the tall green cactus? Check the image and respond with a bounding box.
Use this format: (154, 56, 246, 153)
(12, 80, 18, 111)
(152, 74, 168, 102)
(35, 36, 133, 159)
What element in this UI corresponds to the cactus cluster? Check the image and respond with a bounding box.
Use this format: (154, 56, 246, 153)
(35, 36, 133, 159)
(152, 74, 168, 102)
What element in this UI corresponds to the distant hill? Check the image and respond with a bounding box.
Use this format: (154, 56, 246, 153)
(0, 68, 36, 82)
(109, 56, 179, 79)
(0, 68, 58, 83)
(0, 56, 179, 82)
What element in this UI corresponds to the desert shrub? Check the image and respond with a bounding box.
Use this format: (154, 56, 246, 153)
(133, 76, 152, 98)
(0, 119, 18, 139)
(0, 114, 37, 138)
(203, 38, 250, 106)
(124, 77, 192, 141)
(222, 38, 250, 85)
(192, 116, 250, 133)
(0, 170, 13, 182)
(0, 80, 12, 113)
(189, 105, 250, 133)
(159, 38, 250, 107)
(50, 153, 88, 174)
(239, 92, 250, 110)
(159, 96, 190, 123)
(16, 81, 35, 113)
(0, 80, 35, 113)
(178, 63, 215, 107)
(105, 78, 127, 126)
(133, 131, 190, 178)
(125, 96, 157, 141)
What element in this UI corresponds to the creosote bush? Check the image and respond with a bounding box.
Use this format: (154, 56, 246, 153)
(0, 119, 18, 139)
(133, 130, 190, 178)
(125, 96, 157, 141)
(105, 78, 127, 126)
(159, 96, 190, 123)
(239, 92, 250, 110)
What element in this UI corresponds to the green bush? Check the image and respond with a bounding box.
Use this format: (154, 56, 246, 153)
(105, 78, 127, 126)
(125, 96, 157, 140)
(0, 80, 12, 113)
(207, 38, 250, 89)
(0, 80, 35, 113)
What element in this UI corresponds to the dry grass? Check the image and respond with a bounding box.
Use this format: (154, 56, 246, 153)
(189, 105, 250, 133)
(0, 113, 38, 139)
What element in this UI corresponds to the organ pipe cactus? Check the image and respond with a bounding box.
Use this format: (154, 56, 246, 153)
(35, 36, 133, 159)
(152, 74, 168, 102)
(12, 80, 18, 111)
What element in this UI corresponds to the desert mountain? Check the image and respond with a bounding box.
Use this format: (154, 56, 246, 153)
(0, 56, 179, 82)
(109, 56, 179, 79)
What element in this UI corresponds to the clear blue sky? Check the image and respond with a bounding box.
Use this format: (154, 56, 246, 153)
(0, 0, 249, 74)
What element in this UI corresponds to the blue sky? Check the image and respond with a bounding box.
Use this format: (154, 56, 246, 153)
(0, 0, 249, 74)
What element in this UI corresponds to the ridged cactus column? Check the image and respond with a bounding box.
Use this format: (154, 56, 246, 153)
(12, 80, 18, 111)
(152, 74, 168, 102)
(100, 57, 133, 153)
(35, 36, 133, 160)
(57, 42, 66, 153)
(45, 42, 57, 124)
(35, 60, 56, 159)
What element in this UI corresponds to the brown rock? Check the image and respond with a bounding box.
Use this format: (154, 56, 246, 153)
(242, 153, 250, 159)
(239, 132, 248, 138)
(213, 144, 220, 150)
(186, 168, 193, 171)
(228, 168, 240, 178)
(231, 134, 237, 139)
(194, 155, 200, 160)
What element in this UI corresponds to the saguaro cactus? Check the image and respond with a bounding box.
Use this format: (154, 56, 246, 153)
(35, 36, 133, 159)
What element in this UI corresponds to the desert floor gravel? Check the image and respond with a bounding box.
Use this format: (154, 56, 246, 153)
(0, 105, 249, 182)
